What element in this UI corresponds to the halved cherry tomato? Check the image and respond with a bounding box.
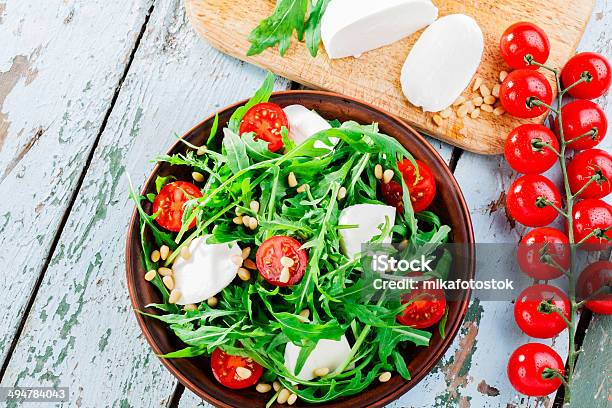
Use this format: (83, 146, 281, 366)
(577, 261, 612, 315)
(506, 175, 562, 227)
(210, 348, 263, 389)
(507, 343, 564, 397)
(500, 22, 550, 69)
(561, 52, 611, 100)
(499, 69, 553, 119)
(517, 227, 570, 280)
(152, 181, 202, 232)
(256, 236, 308, 286)
(514, 284, 570, 339)
(570, 199, 612, 250)
(567, 149, 612, 199)
(504, 124, 559, 174)
(381, 159, 436, 213)
(397, 275, 446, 329)
(239, 102, 289, 152)
(555, 100, 607, 150)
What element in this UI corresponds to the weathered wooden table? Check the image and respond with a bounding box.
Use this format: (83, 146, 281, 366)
(0, 1, 609, 407)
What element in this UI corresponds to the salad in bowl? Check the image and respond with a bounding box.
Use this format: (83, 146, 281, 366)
(126, 74, 474, 407)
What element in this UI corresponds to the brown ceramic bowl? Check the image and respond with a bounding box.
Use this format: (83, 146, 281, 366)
(126, 91, 475, 408)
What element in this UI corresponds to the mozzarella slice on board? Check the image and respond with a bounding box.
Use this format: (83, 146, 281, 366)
(400, 14, 484, 112)
(283, 104, 337, 149)
(321, 0, 438, 59)
(339, 204, 396, 259)
(284, 336, 353, 381)
(171, 237, 241, 305)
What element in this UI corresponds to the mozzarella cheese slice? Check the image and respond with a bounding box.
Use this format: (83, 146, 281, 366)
(400, 14, 484, 112)
(171, 237, 241, 305)
(321, 0, 438, 59)
(283, 104, 337, 150)
(339, 204, 396, 259)
(284, 336, 353, 381)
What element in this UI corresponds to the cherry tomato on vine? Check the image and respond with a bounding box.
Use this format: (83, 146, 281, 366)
(514, 284, 570, 339)
(210, 348, 263, 389)
(504, 124, 559, 174)
(499, 69, 553, 119)
(577, 261, 612, 315)
(500, 22, 550, 69)
(239, 102, 289, 152)
(256, 236, 308, 286)
(506, 175, 562, 227)
(567, 149, 612, 199)
(555, 100, 607, 150)
(397, 275, 446, 329)
(517, 227, 570, 280)
(570, 199, 612, 250)
(380, 159, 436, 213)
(152, 181, 203, 232)
(507, 343, 564, 397)
(561, 52, 611, 100)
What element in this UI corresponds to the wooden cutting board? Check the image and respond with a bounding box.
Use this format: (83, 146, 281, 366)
(185, 0, 595, 154)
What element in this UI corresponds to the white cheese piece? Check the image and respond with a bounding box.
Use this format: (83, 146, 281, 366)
(339, 204, 396, 259)
(284, 336, 353, 381)
(283, 104, 337, 150)
(400, 14, 484, 112)
(171, 237, 241, 305)
(321, 0, 438, 59)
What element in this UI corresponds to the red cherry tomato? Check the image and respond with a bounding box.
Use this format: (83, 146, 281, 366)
(499, 69, 553, 119)
(381, 159, 436, 213)
(504, 124, 559, 174)
(210, 348, 263, 389)
(500, 22, 550, 69)
(555, 100, 607, 150)
(507, 343, 564, 397)
(570, 199, 612, 250)
(397, 275, 446, 329)
(577, 261, 612, 315)
(514, 284, 570, 339)
(256, 236, 308, 286)
(517, 227, 570, 280)
(567, 149, 612, 199)
(239, 102, 289, 152)
(152, 181, 203, 232)
(506, 175, 562, 227)
(561, 52, 611, 100)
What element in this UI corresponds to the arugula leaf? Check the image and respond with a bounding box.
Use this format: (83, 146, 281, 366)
(155, 175, 175, 193)
(247, 0, 308, 56)
(222, 128, 249, 174)
(304, 0, 331, 56)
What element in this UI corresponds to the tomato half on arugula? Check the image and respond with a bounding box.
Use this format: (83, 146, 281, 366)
(381, 159, 436, 213)
(507, 343, 564, 397)
(152, 181, 203, 232)
(239, 102, 289, 152)
(567, 149, 612, 199)
(506, 175, 562, 227)
(256, 236, 308, 286)
(397, 275, 446, 329)
(577, 261, 612, 315)
(210, 348, 263, 389)
(514, 284, 570, 339)
(517, 227, 570, 280)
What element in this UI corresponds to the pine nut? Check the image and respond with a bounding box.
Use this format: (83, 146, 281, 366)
(163, 275, 175, 290)
(180, 246, 190, 260)
(160, 245, 170, 261)
(472, 96, 483, 107)
(158, 267, 173, 277)
(313, 367, 329, 377)
(151, 250, 161, 263)
(256, 383, 272, 393)
(479, 84, 491, 98)
(248, 217, 258, 230)
(207, 296, 218, 307)
(296, 184, 307, 193)
(235, 366, 252, 379)
(472, 77, 483, 92)
(241, 247, 251, 259)
(230, 254, 243, 267)
(249, 200, 260, 213)
(499, 70, 509, 82)
(287, 394, 298, 405)
(493, 106, 506, 116)
(280, 256, 295, 267)
(233, 216, 243, 225)
(192, 172, 205, 182)
(452, 96, 466, 106)
(464, 101, 475, 113)
(242, 215, 251, 225)
(144, 270, 157, 281)
(273, 381, 281, 392)
(299, 309, 310, 319)
(244, 259, 257, 270)
(235, 207, 243, 216)
(481, 104, 494, 113)
(383, 169, 394, 184)
(379, 371, 392, 382)
(457, 104, 469, 118)
(470, 108, 481, 119)
(277, 389, 291, 404)
(279, 267, 290, 283)
(484, 95, 496, 105)
(374, 164, 383, 180)
(439, 108, 452, 119)
(288, 172, 298, 188)
(168, 289, 181, 304)
(398, 239, 409, 251)
(337, 186, 347, 200)
(196, 146, 207, 156)
(238, 267, 251, 281)
(184, 303, 197, 311)
(432, 114, 443, 127)
(492, 84, 501, 98)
